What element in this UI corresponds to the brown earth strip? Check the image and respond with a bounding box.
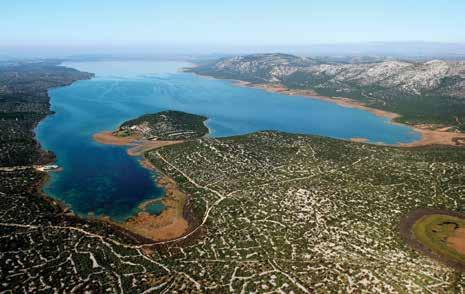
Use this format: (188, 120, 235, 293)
(127, 140, 182, 156)
(350, 137, 369, 143)
(120, 168, 190, 242)
(93, 131, 141, 145)
(93, 131, 183, 156)
(448, 228, 465, 255)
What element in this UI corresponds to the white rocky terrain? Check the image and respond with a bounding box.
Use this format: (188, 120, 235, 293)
(214, 53, 318, 82)
(197, 53, 465, 98)
(305, 59, 465, 97)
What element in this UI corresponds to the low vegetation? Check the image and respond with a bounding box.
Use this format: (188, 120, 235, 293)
(144, 131, 465, 292)
(2, 60, 465, 292)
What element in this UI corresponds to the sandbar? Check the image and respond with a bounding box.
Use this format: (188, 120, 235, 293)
(93, 131, 183, 156)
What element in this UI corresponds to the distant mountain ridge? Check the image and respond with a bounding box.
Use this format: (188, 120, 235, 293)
(189, 53, 465, 130)
(194, 53, 319, 83)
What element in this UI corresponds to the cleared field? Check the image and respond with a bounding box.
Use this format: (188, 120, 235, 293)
(414, 214, 465, 264)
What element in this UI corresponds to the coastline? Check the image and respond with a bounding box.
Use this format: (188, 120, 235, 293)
(93, 131, 183, 156)
(39, 65, 465, 244)
(236, 81, 465, 148)
(32, 71, 95, 216)
(188, 70, 465, 148)
(31, 67, 194, 246)
(93, 130, 191, 241)
(29, 72, 159, 244)
(121, 160, 190, 242)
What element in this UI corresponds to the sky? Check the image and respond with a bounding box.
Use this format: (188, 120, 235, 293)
(1, 0, 465, 57)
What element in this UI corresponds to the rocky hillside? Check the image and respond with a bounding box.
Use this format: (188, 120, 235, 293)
(191, 53, 320, 83)
(189, 54, 465, 129)
(295, 59, 465, 98)
(192, 54, 465, 98)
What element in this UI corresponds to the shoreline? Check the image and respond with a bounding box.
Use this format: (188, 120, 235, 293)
(32, 72, 96, 224)
(39, 65, 465, 245)
(112, 166, 191, 242)
(93, 131, 183, 156)
(188, 70, 465, 148)
(236, 81, 465, 148)
(32, 69, 192, 246)
(93, 130, 192, 241)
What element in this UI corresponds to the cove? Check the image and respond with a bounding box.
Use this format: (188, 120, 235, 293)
(35, 60, 421, 221)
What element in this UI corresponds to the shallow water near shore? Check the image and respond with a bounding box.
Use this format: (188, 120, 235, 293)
(36, 60, 420, 221)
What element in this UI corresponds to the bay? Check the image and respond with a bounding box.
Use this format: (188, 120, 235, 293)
(36, 60, 420, 221)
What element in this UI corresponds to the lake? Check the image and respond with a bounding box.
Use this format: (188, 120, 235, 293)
(36, 60, 421, 221)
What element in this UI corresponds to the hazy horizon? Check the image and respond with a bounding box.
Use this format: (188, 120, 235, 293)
(2, 41, 465, 60)
(2, 1, 465, 59)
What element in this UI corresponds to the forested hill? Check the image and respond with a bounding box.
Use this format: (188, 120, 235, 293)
(117, 110, 208, 140)
(0, 61, 93, 166)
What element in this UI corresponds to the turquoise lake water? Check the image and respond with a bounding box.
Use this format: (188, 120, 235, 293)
(36, 60, 421, 221)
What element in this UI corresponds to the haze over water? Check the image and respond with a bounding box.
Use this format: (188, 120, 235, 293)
(36, 60, 421, 221)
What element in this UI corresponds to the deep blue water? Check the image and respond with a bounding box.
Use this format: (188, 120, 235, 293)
(36, 61, 421, 221)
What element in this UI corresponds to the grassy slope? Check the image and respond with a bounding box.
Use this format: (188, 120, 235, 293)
(413, 214, 465, 265)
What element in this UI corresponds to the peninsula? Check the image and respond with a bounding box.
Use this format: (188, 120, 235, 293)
(94, 110, 209, 156)
(94, 110, 209, 241)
